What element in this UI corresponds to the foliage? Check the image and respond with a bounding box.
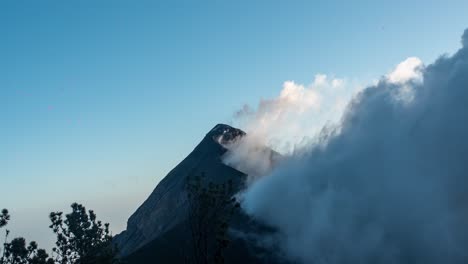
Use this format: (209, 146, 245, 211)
(49, 203, 120, 264)
(0, 204, 120, 264)
(1, 238, 54, 264)
(0, 209, 53, 264)
(185, 173, 240, 264)
(0, 210, 9, 229)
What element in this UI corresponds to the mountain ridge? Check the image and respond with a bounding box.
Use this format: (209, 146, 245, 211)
(114, 124, 248, 256)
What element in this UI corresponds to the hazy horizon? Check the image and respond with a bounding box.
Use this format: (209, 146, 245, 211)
(3, 0, 468, 252)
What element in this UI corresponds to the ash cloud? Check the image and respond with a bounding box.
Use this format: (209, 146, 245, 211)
(231, 30, 468, 263)
(232, 74, 352, 154)
(223, 74, 364, 182)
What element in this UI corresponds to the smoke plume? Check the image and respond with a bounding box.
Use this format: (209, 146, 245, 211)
(227, 29, 468, 263)
(224, 73, 366, 181)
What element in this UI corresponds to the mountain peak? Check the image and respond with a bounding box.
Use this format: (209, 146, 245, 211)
(115, 123, 248, 257)
(208, 124, 246, 144)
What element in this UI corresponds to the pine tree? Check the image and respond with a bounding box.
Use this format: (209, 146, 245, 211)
(185, 174, 240, 264)
(49, 203, 120, 264)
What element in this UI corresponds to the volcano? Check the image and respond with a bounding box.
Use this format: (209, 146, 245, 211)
(114, 124, 286, 263)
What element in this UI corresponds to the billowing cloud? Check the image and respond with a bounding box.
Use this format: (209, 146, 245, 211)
(386, 57, 423, 84)
(234, 74, 327, 145)
(462, 28, 468, 47)
(221, 134, 281, 184)
(230, 30, 468, 263)
(225, 74, 358, 181)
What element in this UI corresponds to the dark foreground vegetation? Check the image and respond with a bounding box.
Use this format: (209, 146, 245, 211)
(124, 174, 285, 264)
(0, 204, 119, 264)
(1, 176, 249, 264)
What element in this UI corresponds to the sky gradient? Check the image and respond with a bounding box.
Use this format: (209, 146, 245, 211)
(2, 0, 468, 249)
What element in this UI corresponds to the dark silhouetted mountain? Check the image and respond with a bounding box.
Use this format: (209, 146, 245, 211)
(115, 124, 286, 263)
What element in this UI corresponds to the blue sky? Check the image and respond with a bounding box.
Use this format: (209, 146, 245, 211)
(2, 0, 468, 248)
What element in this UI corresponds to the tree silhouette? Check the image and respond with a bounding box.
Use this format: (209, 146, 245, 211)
(185, 174, 240, 264)
(0, 210, 9, 229)
(49, 203, 120, 264)
(1, 238, 54, 264)
(0, 209, 53, 264)
(0, 204, 120, 264)
(0, 209, 9, 263)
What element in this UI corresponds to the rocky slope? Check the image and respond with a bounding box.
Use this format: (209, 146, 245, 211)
(114, 124, 249, 256)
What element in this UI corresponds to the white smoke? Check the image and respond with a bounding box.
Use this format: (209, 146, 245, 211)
(223, 74, 366, 182)
(221, 133, 281, 183)
(386, 57, 423, 84)
(228, 29, 468, 263)
(224, 57, 423, 181)
(233, 74, 352, 153)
